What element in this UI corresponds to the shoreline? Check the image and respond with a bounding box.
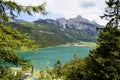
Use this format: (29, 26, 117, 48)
(18, 42, 96, 53)
(61, 42, 96, 47)
(61, 44, 86, 47)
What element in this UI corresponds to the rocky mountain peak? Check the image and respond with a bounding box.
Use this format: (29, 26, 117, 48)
(34, 15, 103, 30)
(56, 18, 66, 21)
(75, 15, 82, 19)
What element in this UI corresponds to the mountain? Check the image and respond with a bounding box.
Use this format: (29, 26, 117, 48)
(34, 15, 103, 42)
(5, 21, 75, 47)
(5, 15, 103, 47)
(9, 17, 24, 24)
(34, 15, 102, 30)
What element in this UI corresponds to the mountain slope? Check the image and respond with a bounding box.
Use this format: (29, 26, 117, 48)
(5, 22, 75, 47)
(34, 15, 103, 42)
(6, 15, 103, 47)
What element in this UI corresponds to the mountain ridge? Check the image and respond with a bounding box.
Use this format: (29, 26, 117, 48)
(34, 15, 102, 30)
(34, 15, 103, 42)
(6, 15, 103, 47)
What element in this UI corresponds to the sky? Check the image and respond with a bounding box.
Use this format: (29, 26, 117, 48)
(13, 0, 108, 26)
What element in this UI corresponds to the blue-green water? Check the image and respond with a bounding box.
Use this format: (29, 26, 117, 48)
(18, 46, 93, 70)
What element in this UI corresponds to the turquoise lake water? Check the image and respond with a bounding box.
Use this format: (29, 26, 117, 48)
(18, 45, 93, 70)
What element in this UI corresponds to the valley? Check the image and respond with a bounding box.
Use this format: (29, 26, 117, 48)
(6, 15, 103, 48)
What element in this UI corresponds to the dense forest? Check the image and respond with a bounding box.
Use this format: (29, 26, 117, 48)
(0, 0, 46, 79)
(0, 0, 120, 80)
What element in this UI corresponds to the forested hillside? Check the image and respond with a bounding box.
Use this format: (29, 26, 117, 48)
(5, 16, 103, 47)
(5, 22, 74, 47)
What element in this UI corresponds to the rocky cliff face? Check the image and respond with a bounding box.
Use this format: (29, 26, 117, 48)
(34, 15, 103, 32)
(7, 15, 104, 43)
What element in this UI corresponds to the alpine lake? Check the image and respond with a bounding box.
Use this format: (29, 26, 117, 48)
(18, 45, 93, 70)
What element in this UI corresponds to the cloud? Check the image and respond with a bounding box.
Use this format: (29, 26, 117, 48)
(80, 1, 95, 8)
(14, 0, 107, 25)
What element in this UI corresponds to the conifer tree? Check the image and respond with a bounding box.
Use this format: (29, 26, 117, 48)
(0, 0, 46, 79)
(54, 60, 62, 77)
(85, 0, 120, 79)
(0, 0, 47, 23)
(101, 0, 120, 27)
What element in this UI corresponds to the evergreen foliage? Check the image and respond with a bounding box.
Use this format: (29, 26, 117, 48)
(0, 0, 46, 79)
(0, 0, 46, 22)
(85, 24, 120, 80)
(61, 54, 85, 80)
(0, 25, 38, 79)
(101, 0, 120, 27)
(85, 0, 120, 79)
(53, 60, 62, 77)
